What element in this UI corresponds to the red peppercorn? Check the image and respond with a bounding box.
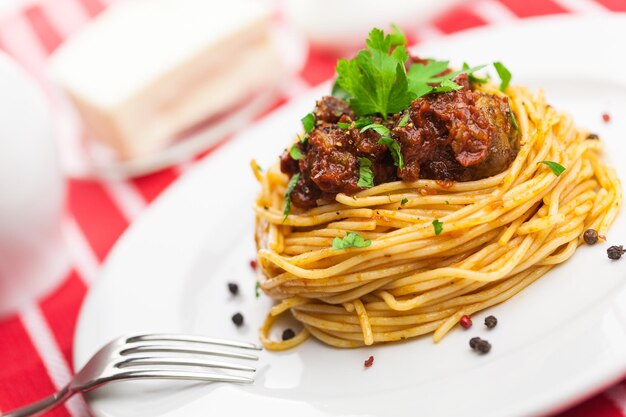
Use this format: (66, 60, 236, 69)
(459, 315, 472, 329)
(250, 259, 258, 270)
(602, 113, 611, 123)
(364, 355, 374, 368)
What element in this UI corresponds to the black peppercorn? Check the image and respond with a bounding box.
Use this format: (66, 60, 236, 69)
(227, 282, 239, 296)
(469, 337, 491, 354)
(607, 245, 626, 260)
(476, 339, 491, 354)
(586, 133, 599, 140)
(484, 315, 498, 329)
(282, 328, 296, 341)
(469, 337, 481, 349)
(583, 229, 598, 245)
(231, 312, 244, 326)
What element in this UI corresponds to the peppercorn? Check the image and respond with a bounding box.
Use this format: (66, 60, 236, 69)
(231, 312, 244, 327)
(476, 339, 491, 354)
(227, 282, 239, 296)
(583, 229, 598, 245)
(607, 245, 625, 260)
(469, 337, 481, 349)
(469, 337, 491, 354)
(602, 113, 611, 123)
(282, 328, 295, 341)
(484, 315, 498, 329)
(459, 315, 472, 329)
(249, 259, 258, 270)
(586, 133, 599, 140)
(364, 355, 374, 368)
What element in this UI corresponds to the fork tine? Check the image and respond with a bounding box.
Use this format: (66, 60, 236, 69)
(120, 343, 259, 360)
(116, 356, 256, 372)
(113, 369, 254, 384)
(127, 334, 262, 350)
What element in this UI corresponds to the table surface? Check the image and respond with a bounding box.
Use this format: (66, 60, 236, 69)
(1, 0, 626, 416)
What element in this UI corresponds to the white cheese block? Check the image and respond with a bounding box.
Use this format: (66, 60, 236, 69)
(49, 0, 281, 160)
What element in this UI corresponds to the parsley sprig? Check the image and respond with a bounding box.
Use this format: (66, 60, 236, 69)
(333, 27, 511, 120)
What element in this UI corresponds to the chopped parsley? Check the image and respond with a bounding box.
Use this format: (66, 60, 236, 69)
(337, 122, 351, 130)
(493, 62, 511, 92)
(432, 219, 443, 235)
(289, 144, 303, 160)
(431, 78, 463, 93)
(401, 198, 409, 205)
(538, 161, 565, 176)
(360, 123, 390, 136)
(301, 112, 315, 133)
(360, 123, 403, 169)
(357, 157, 375, 188)
(354, 117, 373, 129)
(283, 173, 300, 220)
(510, 110, 520, 132)
(398, 112, 410, 127)
(378, 137, 404, 169)
(463, 62, 489, 84)
(255, 281, 261, 298)
(332, 231, 372, 250)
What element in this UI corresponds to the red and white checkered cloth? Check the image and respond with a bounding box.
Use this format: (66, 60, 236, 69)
(0, 0, 625, 416)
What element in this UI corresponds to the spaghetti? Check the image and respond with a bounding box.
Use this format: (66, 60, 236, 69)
(253, 83, 621, 350)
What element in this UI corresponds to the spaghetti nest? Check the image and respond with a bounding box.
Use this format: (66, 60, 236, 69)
(252, 83, 622, 350)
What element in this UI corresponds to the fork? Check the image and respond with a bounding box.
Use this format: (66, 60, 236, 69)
(0, 333, 261, 417)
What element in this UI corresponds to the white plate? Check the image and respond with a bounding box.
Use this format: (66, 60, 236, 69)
(75, 15, 626, 417)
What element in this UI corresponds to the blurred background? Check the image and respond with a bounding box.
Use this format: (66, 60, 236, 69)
(0, 0, 625, 416)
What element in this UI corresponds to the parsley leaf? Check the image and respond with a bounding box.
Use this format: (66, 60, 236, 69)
(432, 219, 443, 235)
(332, 231, 372, 250)
(510, 110, 520, 132)
(401, 198, 409, 205)
(537, 161, 565, 176)
(378, 137, 404, 169)
(431, 78, 463, 93)
(283, 173, 300, 219)
(301, 113, 315, 133)
(337, 122, 351, 130)
(407, 59, 450, 97)
(255, 281, 261, 298)
(360, 123, 390, 136)
(354, 117, 373, 129)
(493, 62, 512, 92)
(335, 28, 411, 119)
(331, 79, 351, 100)
(357, 157, 375, 188)
(463, 62, 489, 84)
(360, 123, 404, 169)
(398, 112, 410, 127)
(289, 144, 303, 160)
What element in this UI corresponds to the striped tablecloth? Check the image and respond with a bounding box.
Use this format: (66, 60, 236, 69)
(0, 0, 625, 416)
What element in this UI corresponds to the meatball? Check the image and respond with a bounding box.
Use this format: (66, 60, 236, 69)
(315, 96, 355, 124)
(400, 89, 519, 182)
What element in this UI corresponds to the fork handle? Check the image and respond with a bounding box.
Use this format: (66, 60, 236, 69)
(1, 386, 73, 417)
